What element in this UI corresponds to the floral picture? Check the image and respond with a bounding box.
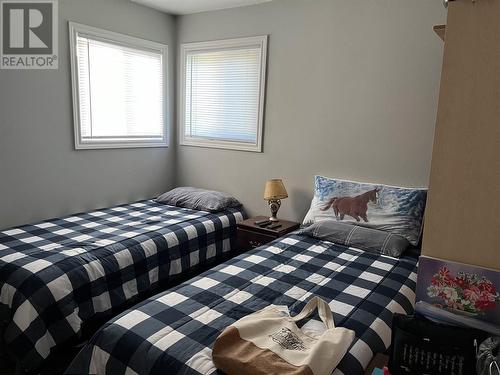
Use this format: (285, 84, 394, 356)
(427, 266, 499, 316)
(416, 256, 500, 328)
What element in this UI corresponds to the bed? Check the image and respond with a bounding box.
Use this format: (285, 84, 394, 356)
(66, 232, 418, 375)
(0, 199, 245, 373)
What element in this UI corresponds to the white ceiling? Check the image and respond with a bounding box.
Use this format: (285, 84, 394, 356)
(132, 0, 273, 15)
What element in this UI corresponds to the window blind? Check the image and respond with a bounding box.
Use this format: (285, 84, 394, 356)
(76, 35, 165, 141)
(184, 47, 262, 144)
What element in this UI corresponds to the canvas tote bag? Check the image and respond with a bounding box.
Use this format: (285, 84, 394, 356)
(212, 296, 355, 375)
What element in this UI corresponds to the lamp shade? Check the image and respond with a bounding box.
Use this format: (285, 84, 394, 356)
(264, 179, 288, 200)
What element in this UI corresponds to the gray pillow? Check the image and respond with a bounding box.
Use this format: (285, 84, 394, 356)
(299, 220, 410, 257)
(156, 187, 242, 213)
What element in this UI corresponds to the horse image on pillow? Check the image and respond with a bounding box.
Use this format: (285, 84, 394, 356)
(321, 188, 379, 222)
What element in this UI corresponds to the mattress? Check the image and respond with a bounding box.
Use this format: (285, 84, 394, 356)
(66, 233, 417, 375)
(0, 200, 245, 373)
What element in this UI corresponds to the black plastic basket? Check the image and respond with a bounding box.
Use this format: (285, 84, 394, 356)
(388, 314, 489, 375)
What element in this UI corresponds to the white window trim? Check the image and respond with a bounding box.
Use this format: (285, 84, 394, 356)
(69, 22, 169, 150)
(179, 36, 268, 153)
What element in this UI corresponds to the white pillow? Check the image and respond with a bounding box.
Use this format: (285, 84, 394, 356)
(303, 176, 427, 246)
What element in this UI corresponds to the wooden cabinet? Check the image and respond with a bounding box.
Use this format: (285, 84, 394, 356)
(422, 0, 500, 270)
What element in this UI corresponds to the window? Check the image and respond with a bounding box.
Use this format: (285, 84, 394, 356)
(180, 36, 268, 152)
(69, 22, 168, 149)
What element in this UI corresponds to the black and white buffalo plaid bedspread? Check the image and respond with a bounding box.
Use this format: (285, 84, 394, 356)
(66, 233, 418, 375)
(0, 200, 245, 372)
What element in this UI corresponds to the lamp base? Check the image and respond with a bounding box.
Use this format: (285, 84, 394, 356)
(267, 199, 281, 223)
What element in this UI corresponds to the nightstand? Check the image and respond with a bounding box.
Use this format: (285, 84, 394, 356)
(236, 216, 300, 251)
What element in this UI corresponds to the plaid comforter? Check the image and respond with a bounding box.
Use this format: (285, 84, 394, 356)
(0, 200, 245, 373)
(67, 233, 418, 375)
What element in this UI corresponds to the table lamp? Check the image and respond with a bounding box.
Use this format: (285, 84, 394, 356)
(264, 179, 288, 222)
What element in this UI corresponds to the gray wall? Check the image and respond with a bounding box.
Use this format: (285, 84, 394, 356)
(0, 0, 177, 229)
(176, 0, 447, 222)
(0, 0, 446, 229)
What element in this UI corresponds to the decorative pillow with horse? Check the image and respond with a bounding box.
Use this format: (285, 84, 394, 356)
(303, 176, 427, 245)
